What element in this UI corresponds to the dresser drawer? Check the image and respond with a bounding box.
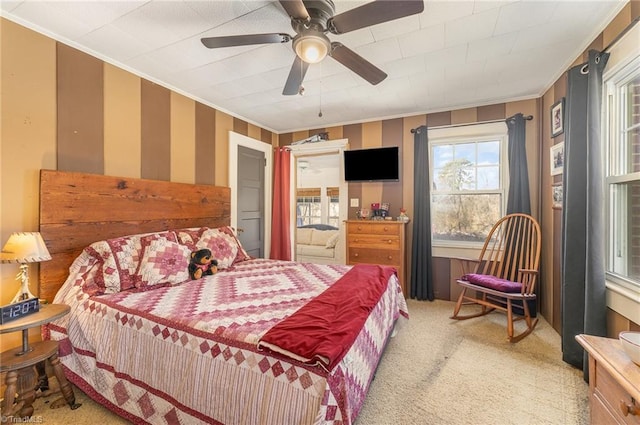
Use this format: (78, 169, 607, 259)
(348, 222, 400, 235)
(348, 248, 401, 266)
(345, 220, 407, 295)
(594, 361, 640, 424)
(591, 393, 625, 425)
(348, 234, 400, 249)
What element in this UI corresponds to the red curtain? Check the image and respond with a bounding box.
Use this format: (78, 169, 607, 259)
(270, 148, 291, 260)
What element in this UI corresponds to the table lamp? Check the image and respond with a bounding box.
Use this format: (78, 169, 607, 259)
(1, 232, 51, 303)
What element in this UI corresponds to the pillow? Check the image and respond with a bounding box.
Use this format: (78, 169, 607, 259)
(297, 228, 313, 245)
(462, 273, 522, 293)
(136, 239, 191, 288)
(134, 233, 181, 288)
(196, 229, 238, 269)
(106, 231, 177, 290)
(83, 241, 122, 295)
(325, 231, 339, 249)
(175, 227, 209, 251)
(217, 226, 251, 264)
(311, 230, 337, 247)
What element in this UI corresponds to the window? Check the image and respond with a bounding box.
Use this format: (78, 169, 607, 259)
(604, 56, 640, 290)
(429, 123, 507, 246)
(327, 187, 340, 228)
(296, 187, 340, 227)
(296, 194, 321, 227)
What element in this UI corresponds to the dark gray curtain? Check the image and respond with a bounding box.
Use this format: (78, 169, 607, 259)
(505, 113, 531, 215)
(561, 50, 609, 378)
(410, 126, 434, 300)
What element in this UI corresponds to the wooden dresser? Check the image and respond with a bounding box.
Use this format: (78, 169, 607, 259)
(345, 220, 407, 294)
(576, 334, 640, 425)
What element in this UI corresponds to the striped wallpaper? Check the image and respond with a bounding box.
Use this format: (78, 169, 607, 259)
(51, 39, 276, 185)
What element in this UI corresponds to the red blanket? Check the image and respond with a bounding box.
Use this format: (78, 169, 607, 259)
(258, 264, 396, 372)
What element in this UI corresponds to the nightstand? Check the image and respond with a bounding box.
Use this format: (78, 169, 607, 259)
(0, 303, 81, 417)
(576, 334, 640, 424)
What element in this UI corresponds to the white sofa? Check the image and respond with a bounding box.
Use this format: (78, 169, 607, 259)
(296, 225, 340, 265)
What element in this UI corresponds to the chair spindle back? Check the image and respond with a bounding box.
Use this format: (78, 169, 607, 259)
(474, 213, 541, 294)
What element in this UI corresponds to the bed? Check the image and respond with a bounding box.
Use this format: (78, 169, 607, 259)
(38, 170, 408, 425)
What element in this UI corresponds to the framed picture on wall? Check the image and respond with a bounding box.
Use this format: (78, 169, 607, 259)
(550, 142, 564, 176)
(552, 183, 563, 209)
(551, 98, 565, 137)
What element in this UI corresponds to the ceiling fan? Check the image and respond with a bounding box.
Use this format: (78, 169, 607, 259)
(201, 0, 424, 95)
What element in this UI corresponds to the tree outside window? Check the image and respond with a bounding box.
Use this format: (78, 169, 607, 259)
(296, 187, 340, 227)
(431, 139, 504, 244)
(296, 196, 321, 226)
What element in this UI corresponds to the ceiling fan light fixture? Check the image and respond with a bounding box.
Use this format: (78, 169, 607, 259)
(293, 32, 330, 64)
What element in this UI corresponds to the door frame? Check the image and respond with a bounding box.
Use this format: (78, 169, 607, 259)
(229, 131, 272, 259)
(289, 139, 349, 262)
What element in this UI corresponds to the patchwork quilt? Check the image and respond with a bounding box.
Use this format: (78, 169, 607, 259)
(47, 233, 408, 425)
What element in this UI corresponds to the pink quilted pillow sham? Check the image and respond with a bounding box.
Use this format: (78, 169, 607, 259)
(175, 227, 209, 251)
(136, 239, 191, 288)
(217, 226, 251, 264)
(196, 229, 238, 269)
(461, 273, 522, 293)
(104, 231, 178, 290)
(82, 242, 122, 295)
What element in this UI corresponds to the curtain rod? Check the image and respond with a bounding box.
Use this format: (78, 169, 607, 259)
(410, 115, 533, 133)
(602, 16, 639, 54)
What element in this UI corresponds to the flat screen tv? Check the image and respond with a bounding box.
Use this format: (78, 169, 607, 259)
(344, 146, 399, 182)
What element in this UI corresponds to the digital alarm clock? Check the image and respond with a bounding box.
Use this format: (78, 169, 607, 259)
(0, 298, 40, 324)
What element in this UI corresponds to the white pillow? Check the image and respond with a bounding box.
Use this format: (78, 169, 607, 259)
(325, 231, 339, 249)
(311, 229, 337, 247)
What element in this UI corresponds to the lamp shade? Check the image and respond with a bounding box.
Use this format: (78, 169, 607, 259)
(293, 32, 330, 64)
(0, 232, 51, 264)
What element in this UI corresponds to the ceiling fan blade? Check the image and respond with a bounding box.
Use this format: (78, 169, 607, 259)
(279, 0, 309, 20)
(201, 33, 291, 49)
(328, 0, 424, 35)
(329, 43, 387, 85)
(283, 56, 310, 96)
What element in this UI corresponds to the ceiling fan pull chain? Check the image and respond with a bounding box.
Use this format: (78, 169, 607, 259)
(319, 63, 323, 118)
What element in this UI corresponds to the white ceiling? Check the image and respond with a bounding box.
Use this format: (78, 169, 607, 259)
(1, 0, 626, 133)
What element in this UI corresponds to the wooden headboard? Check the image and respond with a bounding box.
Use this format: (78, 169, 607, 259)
(38, 170, 231, 302)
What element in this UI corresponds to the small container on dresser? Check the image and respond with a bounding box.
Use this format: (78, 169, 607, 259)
(576, 334, 640, 425)
(345, 220, 407, 295)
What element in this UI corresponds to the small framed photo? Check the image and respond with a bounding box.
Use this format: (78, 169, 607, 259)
(550, 142, 564, 176)
(552, 183, 563, 209)
(551, 98, 565, 138)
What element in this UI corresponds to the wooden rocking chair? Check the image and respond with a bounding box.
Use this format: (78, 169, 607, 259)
(451, 213, 541, 343)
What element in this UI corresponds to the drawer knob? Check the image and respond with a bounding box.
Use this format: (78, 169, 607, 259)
(387, 239, 392, 244)
(383, 227, 388, 231)
(354, 253, 359, 258)
(388, 256, 393, 260)
(620, 399, 640, 416)
(354, 239, 359, 242)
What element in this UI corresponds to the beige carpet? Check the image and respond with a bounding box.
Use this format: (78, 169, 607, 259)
(26, 299, 588, 424)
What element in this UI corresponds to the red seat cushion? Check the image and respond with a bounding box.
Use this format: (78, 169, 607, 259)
(461, 273, 522, 293)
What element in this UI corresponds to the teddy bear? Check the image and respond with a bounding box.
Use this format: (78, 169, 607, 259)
(188, 248, 218, 280)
